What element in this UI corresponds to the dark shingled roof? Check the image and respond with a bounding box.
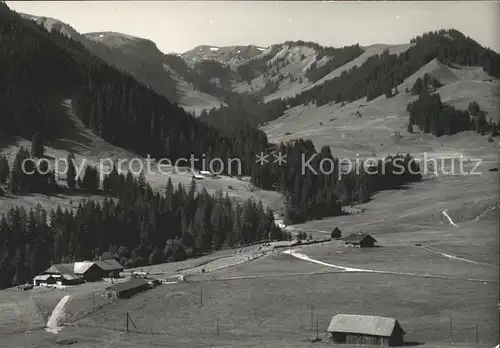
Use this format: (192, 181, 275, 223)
(327, 314, 405, 337)
(106, 279, 148, 293)
(46, 263, 74, 275)
(44, 263, 81, 280)
(343, 232, 377, 244)
(95, 259, 123, 271)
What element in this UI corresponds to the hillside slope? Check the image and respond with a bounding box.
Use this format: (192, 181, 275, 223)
(262, 58, 499, 159)
(165, 65, 225, 115)
(1, 4, 281, 213)
(234, 42, 414, 102)
(86, 32, 224, 115)
(1, 2, 274, 187)
(229, 42, 367, 100)
(231, 43, 318, 97)
(0, 100, 283, 217)
(177, 41, 370, 105)
(185, 41, 414, 103)
(20, 14, 223, 115)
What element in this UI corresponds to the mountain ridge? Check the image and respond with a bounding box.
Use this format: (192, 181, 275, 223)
(11, 9, 500, 138)
(181, 44, 270, 67)
(17, 11, 423, 112)
(19, 13, 224, 114)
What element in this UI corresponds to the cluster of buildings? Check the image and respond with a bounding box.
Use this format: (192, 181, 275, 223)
(32, 258, 165, 299)
(33, 259, 124, 287)
(28, 236, 409, 346)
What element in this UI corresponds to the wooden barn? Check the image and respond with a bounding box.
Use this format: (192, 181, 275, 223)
(74, 261, 104, 282)
(34, 259, 124, 286)
(327, 314, 405, 346)
(343, 232, 377, 248)
(74, 259, 123, 281)
(94, 259, 123, 278)
(106, 279, 149, 299)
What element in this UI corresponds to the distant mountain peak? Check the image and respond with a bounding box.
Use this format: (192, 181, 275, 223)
(85, 31, 161, 54)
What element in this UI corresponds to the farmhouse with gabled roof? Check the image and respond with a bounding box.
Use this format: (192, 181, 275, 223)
(343, 232, 377, 248)
(34, 263, 83, 286)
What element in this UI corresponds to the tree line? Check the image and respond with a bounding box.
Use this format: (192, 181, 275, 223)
(250, 139, 422, 224)
(304, 44, 364, 83)
(0, 3, 267, 178)
(200, 29, 500, 134)
(406, 77, 498, 137)
(0, 155, 287, 289)
(0, 135, 423, 288)
(291, 29, 500, 107)
(236, 45, 282, 83)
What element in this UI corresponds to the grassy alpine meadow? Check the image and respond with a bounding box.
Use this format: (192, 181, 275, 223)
(49, 271, 498, 348)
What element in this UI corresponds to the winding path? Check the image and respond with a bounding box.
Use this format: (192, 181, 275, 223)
(420, 245, 496, 267)
(282, 249, 497, 283)
(442, 209, 458, 227)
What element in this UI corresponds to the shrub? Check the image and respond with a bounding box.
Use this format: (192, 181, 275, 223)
(331, 227, 342, 239)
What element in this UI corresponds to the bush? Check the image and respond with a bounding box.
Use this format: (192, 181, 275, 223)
(296, 231, 308, 241)
(331, 227, 342, 239)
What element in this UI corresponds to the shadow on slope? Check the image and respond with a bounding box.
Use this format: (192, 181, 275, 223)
(43, 100, 96, 153)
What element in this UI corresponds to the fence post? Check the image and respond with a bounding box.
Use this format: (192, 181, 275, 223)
(316, 316, 319, 341)
(310, 304, 314, 326)
(449, 314, 452, 342)
(476, 320, 479, 344)
(217, 316, 219, 337)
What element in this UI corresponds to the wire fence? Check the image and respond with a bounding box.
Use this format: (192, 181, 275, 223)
(66, 302, 496, 346)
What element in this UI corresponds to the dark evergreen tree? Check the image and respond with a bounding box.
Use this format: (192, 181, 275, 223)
(407, 92, 472, 136)
(81, 166, 99, 192)
(0, 154, 9, 185)
(9, 147, 33, 194)
(66, 152, 77, 191)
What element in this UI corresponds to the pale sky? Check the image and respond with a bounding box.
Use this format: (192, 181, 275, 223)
(6, 1, 500, 54)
